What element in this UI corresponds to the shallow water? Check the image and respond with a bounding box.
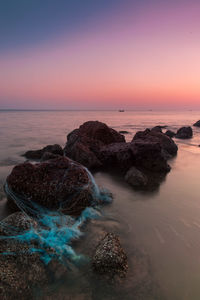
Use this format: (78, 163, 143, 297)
(0, 110, 200, 299)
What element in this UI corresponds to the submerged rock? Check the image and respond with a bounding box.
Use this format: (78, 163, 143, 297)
(125, 167, 148, 188)
(175, 126, 193, 139)
(193, 120, 200, 127)
(23, 144, 63, 160)
(92, 233, 128, 279)
(64, 121, 125, 169)
(5, 156, 96, 216)
(165, 130, 176, 138)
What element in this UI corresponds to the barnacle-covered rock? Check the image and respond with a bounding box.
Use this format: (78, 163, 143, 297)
(92, 233, 128, 279)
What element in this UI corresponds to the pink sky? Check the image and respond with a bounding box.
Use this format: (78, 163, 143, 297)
(1, 1, 200, 109)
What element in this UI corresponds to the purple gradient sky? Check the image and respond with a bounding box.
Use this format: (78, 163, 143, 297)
(0, 0, 200, 110)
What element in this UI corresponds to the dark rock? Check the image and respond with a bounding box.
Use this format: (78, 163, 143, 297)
(41, 151, 61, 161)
(132, 128, 178, 158)
(0, 213, 48, 300)
(193, 120, 200, 127)
(5, 156, 95, 216)
(64, 121, 125, 169)
(23, 144, 63, 160)
(92, 233, 128, 279)
(99, 142, 134, 171)
(151, 126, 162, 132)
(175, 126, 193, 139)
(125, 167, 148, 188)
(165, 130, 176, 138)
(119, 130, 129, 134)
(130, 140, 171, 173)
(0, 212, 37, 236)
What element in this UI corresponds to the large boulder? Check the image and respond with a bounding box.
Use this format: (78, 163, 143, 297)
(193, 120, 200, 127)
(5, 156, 96, 216)
(175, 126, 193, 139)
(132, 128, 178, 158)
(64, 121, 125, 169)
(23, 144, 63, 160)
(92, 233, 128, 279)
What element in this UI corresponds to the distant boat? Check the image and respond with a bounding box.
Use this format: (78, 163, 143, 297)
(119, 109, 125, 112)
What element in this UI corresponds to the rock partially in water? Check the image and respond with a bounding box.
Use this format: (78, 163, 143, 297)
(132, 128, 178, 158)
(125, 167, 148, 188)
(22, 144, 63, 160)
(119, 130, 130, 134)
(0, 212, 37, 236)
(41, 151, 61, 161)
(165, 130, 176, 138)
(0, 213, 48, 300)
(64, 121, 125, 169)
(92, 233, 128, 279)
(5, 156, 96, 216)
(175, 126, 193, 139)
(193, 120, 200, 127)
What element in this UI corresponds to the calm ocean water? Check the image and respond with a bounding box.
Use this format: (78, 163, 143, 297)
(1, 110, 200, 299)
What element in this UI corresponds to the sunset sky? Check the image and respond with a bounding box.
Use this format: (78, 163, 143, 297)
(0, 0, 200, 110)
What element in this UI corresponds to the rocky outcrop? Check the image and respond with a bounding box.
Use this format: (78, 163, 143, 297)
(5, 156, 96, 216)
(92, 233, 128, 279)
(165, 130, 176, 138)
(23, 144, 63, 160)
(63, 123, 178, 190)
(125, 167, 148, 188)
(175, 126, 193, 139)
(193, 120, 200, 127)
(64, 121, 125, 169)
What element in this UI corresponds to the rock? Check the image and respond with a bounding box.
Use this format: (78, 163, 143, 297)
(5, 156, 95, 216)
(99, 142, 134, 171)
(0, 212, 37, 236)
(175, 126, 193, 139)
(193, 120, 200, 127)
(119, 130, 129, 134)
(23, 144, 63, 160)
(41, 151, 61, 161)
(64, 121, 125, 169)
(151, 126, 162, 132)
(165, 130, 176, 138)
(132, 128, 178, 158)
(0, 213, 48, 300)
(92, 233, 128, 278)
(125, 167, 148, 188)
(131, 140, 171, 173)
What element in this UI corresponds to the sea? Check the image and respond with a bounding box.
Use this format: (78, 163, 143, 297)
(0, 109, 200, 300)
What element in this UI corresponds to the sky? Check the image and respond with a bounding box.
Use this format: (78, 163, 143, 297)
(0, 0, 200, 110)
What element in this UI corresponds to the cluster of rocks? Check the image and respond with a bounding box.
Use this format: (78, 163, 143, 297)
(63, 121, 178, 190)
(3, 118, 200, 298)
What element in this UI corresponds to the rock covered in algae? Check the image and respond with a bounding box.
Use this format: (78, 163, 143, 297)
(5, 156, 97, 216)
(92, 233, 128, 279)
